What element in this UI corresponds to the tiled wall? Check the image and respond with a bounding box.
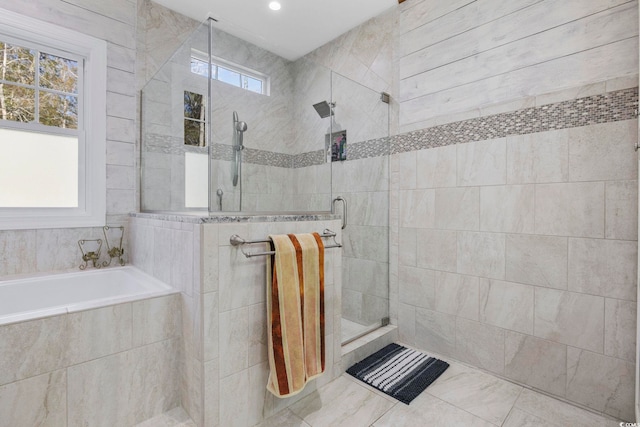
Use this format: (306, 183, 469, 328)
(398, 0, 639, 131)
(129, 216, 204, 424)
(389, 81, 639, 420)
(0, 294, 181, 426)
(0, 0, 137, 277)
(129, 216, 343, 427)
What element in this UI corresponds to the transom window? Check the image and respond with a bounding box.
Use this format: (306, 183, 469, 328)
(190, 51, 269, 95)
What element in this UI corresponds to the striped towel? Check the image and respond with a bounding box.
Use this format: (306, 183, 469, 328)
(266, 233, 325, 398)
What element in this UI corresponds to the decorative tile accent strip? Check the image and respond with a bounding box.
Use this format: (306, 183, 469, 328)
(143, 87, 638, 167)
(293, 150, 325, 168)
(391, 87, 638, 154)
(244, 147, 292, 168)
(346, 137, 390, 161)
(131, 212, 340, 224)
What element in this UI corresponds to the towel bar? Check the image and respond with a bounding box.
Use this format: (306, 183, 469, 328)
(230, 229, 342, 258)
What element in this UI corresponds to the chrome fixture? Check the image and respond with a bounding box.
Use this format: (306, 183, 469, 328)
(332, 196, 347, 229)
(78, 239, 103, 270)
(313, 101, 335, 118)
(230, 229, 342, 258)
(102, 226, 125, 267)
(232, 111, 248, 187)
(216, 188, 224, 211)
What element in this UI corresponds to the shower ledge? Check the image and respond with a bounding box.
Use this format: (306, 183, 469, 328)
(131, 211, 340, 224)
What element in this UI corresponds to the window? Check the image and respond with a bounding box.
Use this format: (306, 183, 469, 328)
(184, 91, 205, 147)
(190, 51, 269, 95)
(0, 9, 106, 230)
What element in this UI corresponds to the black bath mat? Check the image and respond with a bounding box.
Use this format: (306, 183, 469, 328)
(346, 343, 449, 405)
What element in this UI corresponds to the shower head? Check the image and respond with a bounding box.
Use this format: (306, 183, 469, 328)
(313, 101, 334, 119)
(236, 121, 248, 132)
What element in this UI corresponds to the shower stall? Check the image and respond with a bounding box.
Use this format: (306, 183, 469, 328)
(139, 18, 390, 343)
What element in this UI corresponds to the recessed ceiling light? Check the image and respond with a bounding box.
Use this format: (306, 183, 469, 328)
(269, 1, 281, 11)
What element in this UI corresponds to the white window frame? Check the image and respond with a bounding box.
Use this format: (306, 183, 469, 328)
(0, 8, 107, 230)
(191, 49, 270, 96)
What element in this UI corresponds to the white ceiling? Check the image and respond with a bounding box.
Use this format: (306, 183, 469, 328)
(151, 0, 397, 61)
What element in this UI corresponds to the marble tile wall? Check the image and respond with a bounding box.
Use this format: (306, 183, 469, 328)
(209, 219, 343, 427)
(398, 0, 639, 130)
(0, 294, 182, 427)
(129, 216, 204, 425)
(130, 216, 343, 427)
(391, 81, 638, 420)
(0, 0, 137, 277)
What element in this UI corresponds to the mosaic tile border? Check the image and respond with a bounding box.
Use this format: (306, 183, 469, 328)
(293, 150, 325, 168)
(131, 212, 340, 224)
(391, 87, 638, 154)
(143, 86, 638, 168)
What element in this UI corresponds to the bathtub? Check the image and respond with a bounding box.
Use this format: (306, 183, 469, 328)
(0, 266, 176, 325)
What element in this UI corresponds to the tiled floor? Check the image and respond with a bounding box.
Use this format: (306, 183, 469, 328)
(256, 357, 621, 427)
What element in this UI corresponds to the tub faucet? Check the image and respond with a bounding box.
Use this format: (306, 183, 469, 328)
(78, 239, 103, 270)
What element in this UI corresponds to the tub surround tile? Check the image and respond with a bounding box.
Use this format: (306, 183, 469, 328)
(568, 238, 637, 301)
(426, 362, 522, 425)
(0, 304, 133, 386)
(504, 332, 567, 397)
(505, 234, 568, 290)
(0, 230, 36, 276)
(67, 339, 180, 427)
(170, 228, 194, 296)
(534, 289, 604, 353)
(0, 370, 66, 427)
(132, 294, 181, 347)
(566, 347, 635, 421)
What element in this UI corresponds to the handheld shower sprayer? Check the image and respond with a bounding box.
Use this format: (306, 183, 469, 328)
(232, 111, 248, 187)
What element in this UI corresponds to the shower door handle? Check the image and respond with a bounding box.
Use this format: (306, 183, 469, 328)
(333, 196, 347, 230)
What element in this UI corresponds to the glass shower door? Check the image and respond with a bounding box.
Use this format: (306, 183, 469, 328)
(330, 71, 390, 344)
